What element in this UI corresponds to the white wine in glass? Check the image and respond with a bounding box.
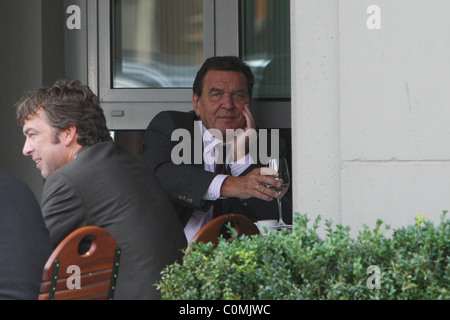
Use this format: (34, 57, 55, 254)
(266, 158, 290, 227)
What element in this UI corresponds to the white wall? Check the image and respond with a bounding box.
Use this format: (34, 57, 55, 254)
(292, 0, 450, 235)
(291, 1, 341, 231)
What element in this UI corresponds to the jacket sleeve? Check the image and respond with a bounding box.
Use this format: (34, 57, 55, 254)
(41, 172, 87, 247)
(141, 111, 215, 210)
(0, 171, 53, 299)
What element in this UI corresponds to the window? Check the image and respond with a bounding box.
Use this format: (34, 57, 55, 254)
(95, 0, 290, 130)
(240, 0, 291, 99)
(111, 0, 204, 89)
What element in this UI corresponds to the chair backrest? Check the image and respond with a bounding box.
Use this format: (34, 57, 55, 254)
(190, 214, 260, 247)
(39, 226, 121, 300)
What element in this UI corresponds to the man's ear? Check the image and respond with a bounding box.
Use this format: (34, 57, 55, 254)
(62, 125, 79, 146)
(193, 94, 201, 117)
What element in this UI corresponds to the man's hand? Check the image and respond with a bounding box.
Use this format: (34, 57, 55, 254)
(231, 104, 257, 162)
(220, 167, 281, 201)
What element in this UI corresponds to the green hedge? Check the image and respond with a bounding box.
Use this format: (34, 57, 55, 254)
(157, 212, 449, 300)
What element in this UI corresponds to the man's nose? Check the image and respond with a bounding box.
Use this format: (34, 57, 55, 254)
(22, 138, 32, 156)
(222, 93, 235, 110)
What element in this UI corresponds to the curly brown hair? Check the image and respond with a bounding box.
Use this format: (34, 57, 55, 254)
(16, 79, 112, 146)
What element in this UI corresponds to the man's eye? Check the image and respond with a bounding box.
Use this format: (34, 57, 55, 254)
(211, 92, 222, 100)
(233, 93, 247, 101)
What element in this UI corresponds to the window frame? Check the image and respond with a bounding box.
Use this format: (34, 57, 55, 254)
(98, 0, 215, 103)
(87, 0, 290, 130)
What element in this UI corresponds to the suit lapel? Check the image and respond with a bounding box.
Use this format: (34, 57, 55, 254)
(183, 111, 204, 169)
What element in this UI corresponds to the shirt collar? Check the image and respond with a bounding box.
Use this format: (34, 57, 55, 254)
(199, 121, 228, 155)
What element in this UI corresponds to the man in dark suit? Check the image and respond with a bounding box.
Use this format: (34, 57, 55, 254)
(141, 56, 292, 242)
(0, 167, 53, 299)
(16, 79, 187, 299)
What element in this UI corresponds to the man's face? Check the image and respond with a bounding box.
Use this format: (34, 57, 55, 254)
(193, 70, 250, 138)
(22, 109, 70, 179)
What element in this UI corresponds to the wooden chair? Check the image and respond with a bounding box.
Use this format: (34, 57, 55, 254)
(39, 226, 121, 300)
(190, 214, 260, 247)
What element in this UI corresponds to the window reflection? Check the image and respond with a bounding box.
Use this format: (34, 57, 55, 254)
(241, 0, 291, 99)
(111, 0, 291, 100)
(112, 0, 203, 88)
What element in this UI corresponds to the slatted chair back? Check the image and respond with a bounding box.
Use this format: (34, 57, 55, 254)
(190, 214, 260, 247)
(39, 226, 121, 300)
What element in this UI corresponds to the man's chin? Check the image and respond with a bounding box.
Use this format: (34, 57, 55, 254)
(209, 122, 246, 139)
(224, 124, 246, 133)
(39, 169, 50, 180)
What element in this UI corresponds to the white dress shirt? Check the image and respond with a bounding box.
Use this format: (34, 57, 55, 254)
(183, 122, 254, 242)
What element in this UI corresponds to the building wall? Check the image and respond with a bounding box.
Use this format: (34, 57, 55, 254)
(0, 0, 64, 200)
(292, 0, 450, 235)
(2, 0, 448, 233)
(0, 0, 45, 199)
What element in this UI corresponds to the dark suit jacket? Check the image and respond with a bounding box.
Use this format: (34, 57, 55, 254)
(141, 110, 292, 227)
(41, 142, 187, 300)
(0, 168, 53, 300)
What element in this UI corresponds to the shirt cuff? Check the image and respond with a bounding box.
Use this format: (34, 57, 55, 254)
(203, 174, 229, 200)
(229, 153, 254, 176)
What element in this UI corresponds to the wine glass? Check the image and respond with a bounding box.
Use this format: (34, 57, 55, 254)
(266, 158, 291, 228)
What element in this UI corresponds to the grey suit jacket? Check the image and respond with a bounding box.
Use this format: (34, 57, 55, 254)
(141, 110, 292, 227)
(0, 168, 53, 300)
(41, 142, 187, 300)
